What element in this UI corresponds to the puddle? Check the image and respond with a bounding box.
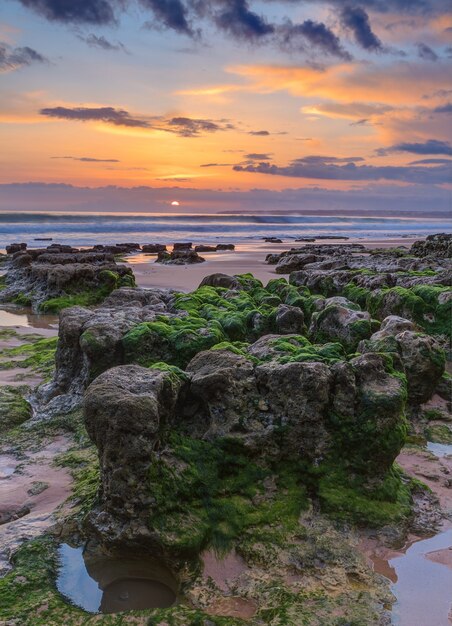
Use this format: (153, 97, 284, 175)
(56, 544, 178, 614)
(0, 456, 18, 479)
(427, 442, 452, 458)
(371, 529, 452, 626)
(0, 307, 58, 332)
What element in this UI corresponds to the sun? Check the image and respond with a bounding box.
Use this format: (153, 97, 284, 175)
(171, 200, 180, 206)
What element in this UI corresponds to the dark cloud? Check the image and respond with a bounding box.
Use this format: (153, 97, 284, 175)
(0, 42, 48, 72)
(416, 42, 439, 61)
(409, 158, 452, 164)
(233, 155, 450, 184)
(39, 105, 239, 137)
(280, 19, 351, 59)
(200, 162, 233, 167)
(166, 116, 234, 136)
(51, 156, 120, 162)
(78, 33, 127, 52)
(214, 0, 274, 40)
(141, 0, 193, 35)
(433, 102, 452, 113)
(340, 6, 383, 51)
(248, 130, 270, 136)
(40, 106, 151, 127)
(377, 139, 452, 156)
(244, 153, 272, 160)
(17, 0, 116, 25)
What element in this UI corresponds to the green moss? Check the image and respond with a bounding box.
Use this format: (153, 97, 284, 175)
(40, 271, 136, 313)
(149, 434, 308, 557)
(0, 385, 32, 433)
(0, 336, 58, 381)
(318, 465, 412, 526)
(11, 293, 33, 306)
(425, 424, 452, 444)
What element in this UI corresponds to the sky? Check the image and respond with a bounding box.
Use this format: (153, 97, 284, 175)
(0, 0, 451, 214)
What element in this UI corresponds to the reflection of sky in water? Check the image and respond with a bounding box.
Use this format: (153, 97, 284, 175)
(427, 442, 452, 459)
(56, 544, 102, 613)
(389, 529, 452, 626)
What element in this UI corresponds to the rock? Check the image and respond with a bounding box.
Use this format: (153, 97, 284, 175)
(6, 243, 27, 254)
(156, 250, 205, 265)
(194, 245, 217, 253)
(275, 254, 320, 274)
(359, 327, 445, 406)
(142, 244, 167, 253)
(216, 244, 235, 250)
(84, 365, 186, 538)
(264, 237, 283, 243)
(309, 302, 373, 351)
(411, 233, 452, 259)
(0, 386, 32, 433)
(274, 304, 305, 334)
(198, 273, 241, 290)
(0, 249, 135, 312)
(173, 242, 192, 250)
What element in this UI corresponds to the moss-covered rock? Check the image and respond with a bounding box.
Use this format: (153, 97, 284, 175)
(0, 386, 32, 432)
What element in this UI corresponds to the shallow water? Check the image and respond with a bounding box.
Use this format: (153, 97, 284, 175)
(0, 307, 58, 331)
(56, 544, 177, 614)
(371, 529, 452, 626)
(427, 442, 452, 458)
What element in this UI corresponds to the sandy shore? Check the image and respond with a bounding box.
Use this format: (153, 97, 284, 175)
(127, 237, 419, 292)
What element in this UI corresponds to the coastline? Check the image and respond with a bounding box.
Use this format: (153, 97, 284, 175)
(127, 236, 423, 291)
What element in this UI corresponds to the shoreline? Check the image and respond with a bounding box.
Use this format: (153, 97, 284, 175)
(127, 236, 423, 291)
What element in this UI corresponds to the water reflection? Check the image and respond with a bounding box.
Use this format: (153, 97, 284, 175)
(371, 529, 452, 626)
(427, 442, 452, 459)
(56, 544, 177, 614)
(0, 306, 58, 330)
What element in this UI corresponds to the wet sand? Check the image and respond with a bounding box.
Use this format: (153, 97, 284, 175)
(127, 237, 420, 291)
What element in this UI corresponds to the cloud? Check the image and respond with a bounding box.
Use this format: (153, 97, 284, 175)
(200, 162, 233, 167)
(340, 6, 383, 51)
(16, 0, 116, 25)
(51, 155, 120, 162)
(166, 116, 234, 136)
(244, 152, 272, 160)
(214, 0, 274, 40)
(409, 157, 452, 164)
(78, 33, 127, 52)
(141, 0, 193, 35)
(0, 42, 48, 72)
(233, 154, 451, 183)
(38, 104, 238, 137)
(416, 42, 439, 60)
(301, 101, 393, 120)
(377, 138, 452, 155)
(248, 129, 270, 136)
(433, 102, 452, 113)
(280, 19, 351, 60)
(40, 105, 152, 127)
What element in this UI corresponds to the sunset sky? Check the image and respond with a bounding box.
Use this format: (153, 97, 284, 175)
(1, 0, 451, 213)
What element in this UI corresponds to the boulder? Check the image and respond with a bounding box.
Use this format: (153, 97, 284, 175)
(411, 233, 452, 259)
(275, 254, 320, 274)
(156, 250, 205, 265)
(142, 244, 167, 253)
(216, 243, 235, 250)
(194, 245, 217, 253)
(274, 303, 305, 334)
(198, 273, 241, 290)
(84, 365, 186, 533)
(309, 302, 373, 351)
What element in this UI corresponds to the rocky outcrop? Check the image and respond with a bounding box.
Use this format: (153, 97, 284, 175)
(0, 249, 135, 312)
(411, 233, 452, 259)
(359, 318, 445, 406)
(83, 337, 408, 549)
(156, 249, 205, 264)
(84, 364, 186, 545)
(142, 243, 167, 253)
(38, 287, 178, 413)
(309, 300, 374, 351)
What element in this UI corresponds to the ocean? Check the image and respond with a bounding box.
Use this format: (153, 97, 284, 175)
(0, 212, 450, 250)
